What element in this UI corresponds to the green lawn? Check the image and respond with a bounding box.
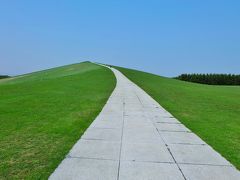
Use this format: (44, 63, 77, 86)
(0, 62, 116, 179)
(115, 66, 240, 170)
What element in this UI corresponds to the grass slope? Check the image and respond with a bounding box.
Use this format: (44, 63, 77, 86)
(115, 66, 240, 170)
(0, 62, 116, 179)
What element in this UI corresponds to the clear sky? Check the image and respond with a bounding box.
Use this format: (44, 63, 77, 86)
(1, 0, 240, 77)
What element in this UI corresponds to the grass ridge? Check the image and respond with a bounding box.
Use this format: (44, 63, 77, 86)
(0, 62, 116, 179)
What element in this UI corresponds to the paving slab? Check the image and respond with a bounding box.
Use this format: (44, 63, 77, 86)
(124, 116, 154, 129)
(124, 111, 145, 116)
(50, 66, 240, 179)
(124, 105, 143, 111)
(124, 104, 143, 109)
(69, 139, 120, 160)
(90, 119, 122, 129)
(81, 128, 122, 142)
(94, 114, 123, 122)
(122, 127, 162, 143)
(121, 142, 174, 163)
(179, 164, 240, 180)
(119, 161, 184, 180)
(156, 123, 191, 132)
(148, 111, 174, 118)
(145, 108, 169, 113)
(169, 144, 231, 165)
(124, 120, 155, 129)
(160, 131, 206, 145)
(101, 108, 123, 116)
(152, 117, 181, 124)
(50, 158, 118, 180)
(124, 114, 146, 121)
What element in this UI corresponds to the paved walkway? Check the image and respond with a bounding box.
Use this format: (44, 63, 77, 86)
(50, 67, 240, 180)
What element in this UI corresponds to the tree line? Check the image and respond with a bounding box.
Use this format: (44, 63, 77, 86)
(176, 74, 240, 85)
(0, 75, 10, 79)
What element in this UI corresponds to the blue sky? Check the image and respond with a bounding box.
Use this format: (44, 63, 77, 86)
(1, 0, 240, 77)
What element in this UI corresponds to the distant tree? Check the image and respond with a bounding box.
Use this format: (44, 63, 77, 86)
(0, 75, 10, 79)
(175, 74, 240, 85)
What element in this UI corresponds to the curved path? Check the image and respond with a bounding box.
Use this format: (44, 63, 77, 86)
(50, 66, 240, 180)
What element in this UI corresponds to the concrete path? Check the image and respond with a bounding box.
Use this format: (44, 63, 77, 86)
(50, 67, 240, 180)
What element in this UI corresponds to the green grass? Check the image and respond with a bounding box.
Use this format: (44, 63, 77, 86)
(0, 62, 116, 179)
(115, 66, 240, 170)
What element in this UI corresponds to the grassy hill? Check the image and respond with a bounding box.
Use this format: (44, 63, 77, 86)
(0, 62, 116, 179)
(115, 66, 240, 170)
(1, 62, 239, 179)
